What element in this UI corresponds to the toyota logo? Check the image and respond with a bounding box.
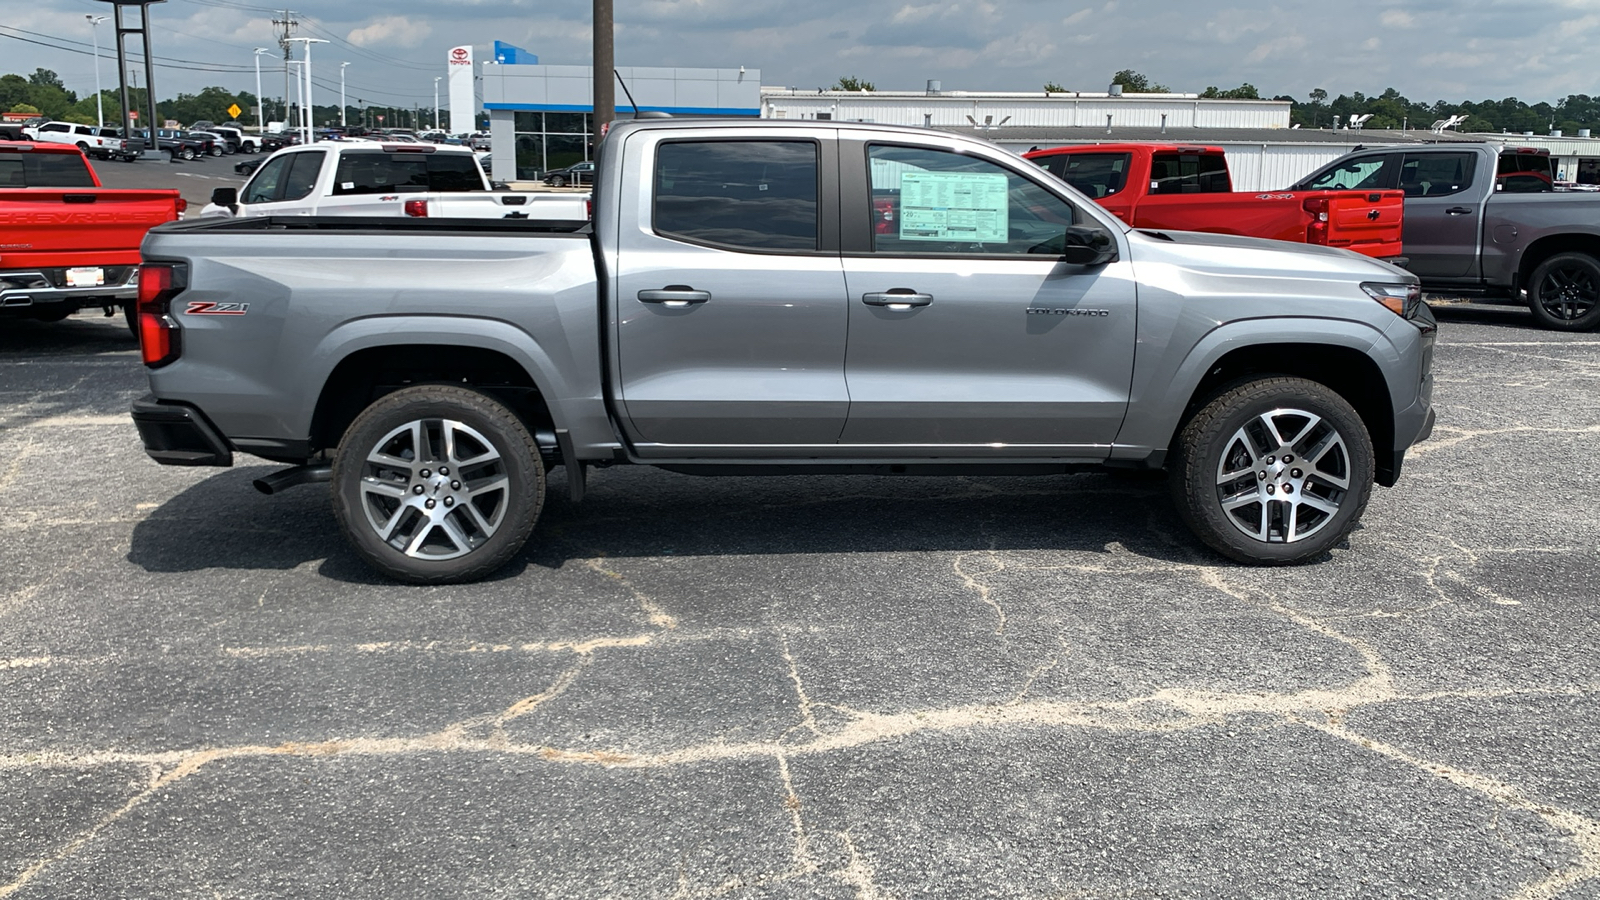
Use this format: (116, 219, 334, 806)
(451, 48, 469, 61)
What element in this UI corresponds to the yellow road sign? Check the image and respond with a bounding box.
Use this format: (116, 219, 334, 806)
(227, 103, 242, 119)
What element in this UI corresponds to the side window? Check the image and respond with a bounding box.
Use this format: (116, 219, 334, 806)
(1039, 153, 1131, 199)
(1497, 153, 1553, 193)
(1399, 152, 1476, 197)
(867, 144, 1084, 257)
(42, 123, 68, 133)
(0, 158, 23, 187)
(241, 154, 294, 204)
(654, 140, 819, 252)
(282, 150, 325, 201)
(1302, 156, 1394, 191)
(27, 155, 95, 187)
(75, 126, 94, 136)
(1149, 153, 1230, 194)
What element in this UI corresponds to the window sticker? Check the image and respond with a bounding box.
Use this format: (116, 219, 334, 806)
(898, 171, 1009, 242)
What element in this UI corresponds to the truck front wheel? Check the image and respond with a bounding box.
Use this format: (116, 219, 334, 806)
(331, 385, 545, 584)
(1169, 377, 1374, 565)
(1527, 252, 1600, 331)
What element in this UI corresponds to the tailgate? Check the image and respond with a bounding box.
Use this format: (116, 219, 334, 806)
(1319, 189, 1405, 257)
(0, 189, 182, 259)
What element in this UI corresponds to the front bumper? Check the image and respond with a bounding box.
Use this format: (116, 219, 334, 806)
(131, 395, 234, 466)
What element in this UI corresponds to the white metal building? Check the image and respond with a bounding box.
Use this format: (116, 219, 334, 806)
(760, 86, 1291, 132)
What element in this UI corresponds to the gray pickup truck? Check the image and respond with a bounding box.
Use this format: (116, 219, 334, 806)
(1293, 143, 1600, 330)
(131, 119, 1436, 583)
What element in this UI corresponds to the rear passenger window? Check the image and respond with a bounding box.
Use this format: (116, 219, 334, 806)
(1399, 152, 1475, 197)
(1149, 153, 1230, 194)
(1301, 156, 1393, 191)
(282, 150, 325, 201)
(1039, 153, 1131, 198)
(654, 141, 819, 252)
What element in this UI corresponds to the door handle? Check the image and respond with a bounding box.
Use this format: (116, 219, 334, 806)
(861, 290, 933, 309)
(637, 286, 711, 307)
(1446, 207, 1473, 215)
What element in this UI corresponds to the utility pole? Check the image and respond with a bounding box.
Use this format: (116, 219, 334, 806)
(87, 15, 108, 129)
(253, 48, 269, 128)
(593, 0, 613, 130)
(272, 9, 298, 129)
(340, 62, 349, 127)
(433, 76, 441, 131)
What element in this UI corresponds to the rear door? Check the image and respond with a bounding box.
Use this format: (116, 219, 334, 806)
(235, 150, 327, 216)
(613, 130, 851, 454)
(837, 138, 1136, 454)
(1397, 150, 1482, 278)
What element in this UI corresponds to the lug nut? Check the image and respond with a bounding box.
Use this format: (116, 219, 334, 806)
(1266, 456, 1276, 464)
(443, 497, 455, 508)
(439, 467, 449, 476)
(1266, 485, 1276, 495)
(420, 469, 431, 479)
(425, 499, 437, 509)
(1258, 472, 1266, 481)
(412, 485, 425, 495)
(451, 480, 461, 490)
(1291, 468, 1303, 479)
(1283, 484, 1295, 494)
(1283, 455, 1294, 463)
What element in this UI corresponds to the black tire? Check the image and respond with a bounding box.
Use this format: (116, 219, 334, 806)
(331, 385, 545, 584)
(124, 302, 138, 337)
(1170, 377, 1374, 565)
(75, 142, 90, 154)
(209, 146, 223, 157)
(1527, 252, 1600, 331)
(549, 175, 566, 187)
(180, 147, 196, 161)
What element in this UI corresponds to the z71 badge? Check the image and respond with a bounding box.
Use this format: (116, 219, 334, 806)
(185, 301, 249, 315)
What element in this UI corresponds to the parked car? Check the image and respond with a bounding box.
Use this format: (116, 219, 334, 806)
(132, 119, 1436, 583)
(542, 160, 594, 187)
(1024, 143, 1406, 260)
(1292, 143, 1600, 330)
(132, 128, 211, 161)
(93, 127, 143, 161)
(22, 120, 125, 160)
(188, 130, 235, 155)
(1, 141, 185, 324)
(201, 141, 585, 220)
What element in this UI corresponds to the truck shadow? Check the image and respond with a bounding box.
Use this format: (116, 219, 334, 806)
(125, 466, 1225, 582)
(0, 314, 137, 358)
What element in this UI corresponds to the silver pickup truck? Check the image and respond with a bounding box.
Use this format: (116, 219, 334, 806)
(131, 120, 1437, 583)
(1293, 143, 1600, 330)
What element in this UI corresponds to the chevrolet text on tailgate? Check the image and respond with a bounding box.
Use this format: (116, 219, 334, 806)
(131, 121, 1437, 584)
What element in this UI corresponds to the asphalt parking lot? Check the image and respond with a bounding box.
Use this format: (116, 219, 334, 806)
(2, 302, 1598, 898)
(89, 150, 250, 211)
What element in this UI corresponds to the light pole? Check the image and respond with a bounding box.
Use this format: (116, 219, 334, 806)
(285, 37, 327, 144)
(433, 76, 441, 132)
(340, 62, 349, 127)
(253, 48, 269, 128)
(87, 15, 108, 129)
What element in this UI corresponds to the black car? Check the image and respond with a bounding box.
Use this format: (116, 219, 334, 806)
(132, 128, 211, 161)
(542, 160, 594, 187)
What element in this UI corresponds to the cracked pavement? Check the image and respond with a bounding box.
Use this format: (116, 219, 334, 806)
(1, 305, 1598, 898)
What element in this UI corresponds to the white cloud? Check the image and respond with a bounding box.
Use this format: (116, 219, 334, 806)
(347, 16, 432, 49)
(1363, 36, 1382, 49)
(1379, 9, 1416, 26)
(1244, 33, 1308, 63)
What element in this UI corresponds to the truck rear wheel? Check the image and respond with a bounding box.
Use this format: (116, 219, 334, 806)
(331, 385, 545, 584)
(1170, 377, 1374, 565)
(1527, 252, 1600, 331)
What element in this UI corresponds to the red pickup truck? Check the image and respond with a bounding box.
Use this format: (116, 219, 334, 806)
(1024, 144, 1406, 260)
(1, 141, 186, 324)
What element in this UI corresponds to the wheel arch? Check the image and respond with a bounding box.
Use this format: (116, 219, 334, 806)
(300, 321, 588, 462)
(1518, 234, 1600, 291)
(1144, 328, 1399, 485)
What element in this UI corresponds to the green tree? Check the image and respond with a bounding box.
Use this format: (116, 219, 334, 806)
(1111, 69, 1169, 93)
(1043, 81, 1066, 93)
(1200, 83, 1261, 99)
(27, 68, 66, 92)
(8, 102, 40, 115)
(832, 76, 874, 92)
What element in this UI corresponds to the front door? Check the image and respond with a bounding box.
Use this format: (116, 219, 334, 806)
(838, 141, 1137, 454)
(614, 136, 850, 454)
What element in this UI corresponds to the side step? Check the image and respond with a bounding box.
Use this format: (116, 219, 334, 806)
(253, 464, 332, 495)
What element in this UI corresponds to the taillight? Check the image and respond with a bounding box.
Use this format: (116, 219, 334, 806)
(136, 263, 186, 368)
(585, 198, 593, 219)
(404, 199, 429, 217)
(175, 198, 188, 215)
(1303, 196, 1330, 244)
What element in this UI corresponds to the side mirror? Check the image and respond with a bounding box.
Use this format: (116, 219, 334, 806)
(1062, 225, 1117, 266)
(211, 187, 239, 213)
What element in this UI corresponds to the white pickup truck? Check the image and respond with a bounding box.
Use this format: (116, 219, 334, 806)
(21, 120, 127, 161)
(200, 140, 587, 221)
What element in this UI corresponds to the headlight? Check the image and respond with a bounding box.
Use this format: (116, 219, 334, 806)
(1362, 282, 1421, 318)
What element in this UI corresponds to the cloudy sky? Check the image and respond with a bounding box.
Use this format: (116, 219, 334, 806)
(5, 0, 1599, 108)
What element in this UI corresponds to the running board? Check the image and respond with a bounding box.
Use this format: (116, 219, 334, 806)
(253, 464, 332, 495)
